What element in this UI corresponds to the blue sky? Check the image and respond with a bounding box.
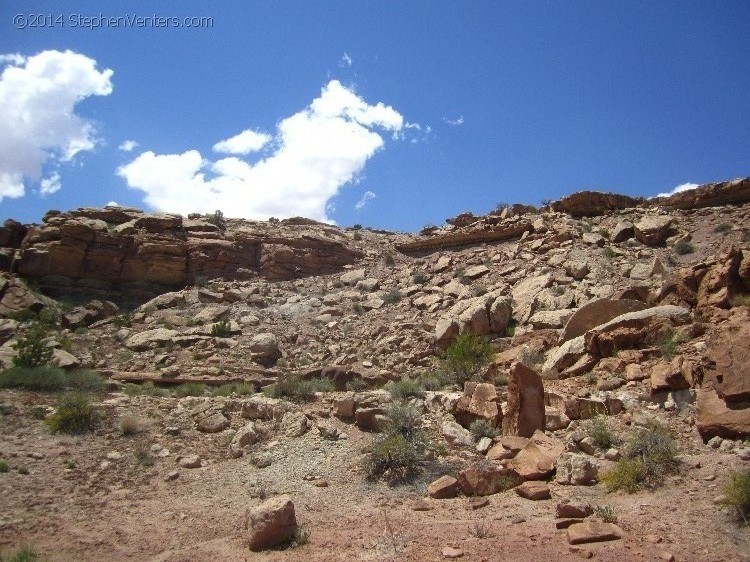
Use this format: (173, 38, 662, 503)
(1, 2, 748, 232)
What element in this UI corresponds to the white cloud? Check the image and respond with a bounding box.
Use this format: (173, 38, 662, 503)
(655, 182, 700, 198)
(119, 140, 139, 152)
(212, 129, 271, 155)
(118, 80, 404, 222)
(340, 52, 353, 67)
(443, 115, 464, 126)
(39, 172, 61, 196)
(106, 201, 121, 207)
(355, 190, 376, 210)
(0, 50, 113, 203)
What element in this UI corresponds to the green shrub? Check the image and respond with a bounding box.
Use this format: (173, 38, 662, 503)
(65, 369, 106, 392)
(46, 392, 99, 434)
(601, 420, 677, 492)
(112, 312, 133, 328)
(412, 270, 429, 285)
(135, 445, 155, 467)
(384, 402, 423, 441)
(602, 247, 616, 259)
(595, 504, 617, 523)
(117, 414, 143, 436)
(659, 335, 677, 360)
(418, 371, 450, 391)
(12, 322, 53, 368)
(173, 383, 206, 397)
(444, 333, 493, 386)
(345, 378, 366, 392)
(469, 419, 499, 440)
(210, 319, 231, 338)
(0, 460, 8, 473)
(383, 252, 395, 266)
(206, 209, 226, 230)
(713, 222, 732, 234)
(722, 468, 750, 524)
(211, 382, 254, 397)
(290, 524, 310, 547)
(385, 378, 423, 401)
(587, 414, 615, 449)
(0, 366, 66, 391)
(673, 240, 695, 255)
(0, 545, 41, 562)
(364, 433, 426, 484)
(383, 289, 403, 304)
(122, 381, 169, 397)
(262, 375, 331, 402)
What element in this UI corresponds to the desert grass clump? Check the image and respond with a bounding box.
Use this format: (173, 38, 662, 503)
(418, 371, 450, 391)
(444, 333, 493, 386)
(0, 366, 66, 391)
(173, 382, 207, 397)
(658, 334, 677, 360)
(595, 504, 618, 523)
(412, 270, 430, 285)
(210, 318, 231, 338)
(601, 420, 678, 493)
(211, 382, 254, 397)
(673, 240, 695, 255)
(469, 419, 499, 440)
(713, 222, 732, 234)
(587, 414, 615, 449)
(382, 289, 403, 304)
(289, 524, 311, 547)
(0, 460, 8, 473)
(45, 392, 99, 434)
(262, 375, 332, 402)
(364, 402, 428, 484)
(722, 468, 750, 525)
(345, 378, 366, 392)
(0, 545, 41, 562)
(730, 294, 750, 308)
(385, 377, 423, 401)
(117, 414, 144, 436)
(122, 381, 170, 397)
(65, 369, 106, 392)
(135, 444, 155, 467)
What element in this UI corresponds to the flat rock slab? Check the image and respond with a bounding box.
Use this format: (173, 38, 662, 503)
(442, 546, 464, 558)
(567, 521, 624, 545)
(515, 480, 550, 500)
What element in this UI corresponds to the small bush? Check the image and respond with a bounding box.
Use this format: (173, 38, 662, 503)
(262, 375, 331, 402)
(418, 371, 450, 391)
(0, 366, 66, 391)
(211, 382, 254, 397)
(112, 312, 133, 328)
(352, 232, 363, 241)
(602, 247, 616, 259)
(385, 378, 423, 401)
(601, 420, 677, 492)
(519, 348, 545, 369)
(117, 414, 143, 436)
(383, 289, 403, 304)
(469, 419, 499, 440)
(173, 383, 206, 397)
(210, 319, 231, 338)
(46, 392, 99, 434)
(412, 270, 429, 285)
(65, 369, 106, 392)
(352, 302, 365, 315)
(122, 381, 169, 397)
(206, 210, 226, 230)
(345, 378, 366, 392)
(0, 545, 40, 562)
(29, 406, 47, 420)
(587, 414, 615, 449)
(135, 445, 155, 467)
(0, 460, 8, 473)
(384, 402, 423, 440)
(383, 252, 395, 266)
(364, 433, 426, 484)
(12, 322, 53, 368)
(713, 222, 732, 234)
(673, 240, 695, 255)
(504, 324, 516, 337)
(659, 335, 677, 360)
(290, 524, 310, 547)
(595, 504, 618, 523)
(722, 468, 750, 525)
(444, 333, 493, 386)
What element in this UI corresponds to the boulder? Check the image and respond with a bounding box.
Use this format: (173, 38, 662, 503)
(567, 522, 623, 545)
(550, 192, 643, 217)
(556, 501, 593, 519)
(231, 422, 261, 454)
(634, 215, 673, 246)
(442, 420, 474, 447)
(454, 382, 502, 429)
(508, 430, 564, 480)
(457, 464, 516, 496)
(249, 333, 281, 366)
(241, 396, 287, 422)
(502, 362, 545, 438)
(560, 299, 648, 344)
(650, 355, 694, 393)
(125, 328, 178, 351)
(555, 453, 598, 485)
(706, 319, 750, 403)
(0, 277, 56, 317)
(245, 496, 298, 551)
(434, 292, 512, 350)
(427, 475, 460, 499)
(611, 221, 634, 243)
(696, 388, 750, 439)
(515, 480, 550, 500)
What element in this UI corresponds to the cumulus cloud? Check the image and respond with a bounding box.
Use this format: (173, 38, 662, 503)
(355, 190, 376, 210)
(118, 80, 404, 222)
(119, 140, 139, 152)
(39, 172, 62, 196)
(212, 129, 271, 155)
(106, 201, 121, 207)
(655, 182, 700, 198)
(0, 50, 113, 203)
(443, 115, 464, 126)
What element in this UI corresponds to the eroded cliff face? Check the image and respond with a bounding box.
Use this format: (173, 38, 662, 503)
(0, 207, 363, 299)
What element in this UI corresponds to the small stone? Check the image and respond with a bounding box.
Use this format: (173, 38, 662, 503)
(604, 448, 621, 461)
(515, 481, 551, 500)
(106, 452, 123, 461)
(556, 501, 593, 519)
(412, 499, 434, 511)
(442, 546, 464, 559)
(312, 478, 329, 487)
(428, 475, 461, 499)
(567, 521, 623, 544)
(179, 455, 202, 469)
(659, 552, 675, 562)
(469, 497, 490, 510)
(165, 470, 179, 481)
(568, 546, 594, 559)
(707, 436, 723, 449)
(476, 437, 493, 454)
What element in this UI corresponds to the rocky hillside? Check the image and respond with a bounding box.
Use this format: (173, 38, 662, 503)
(0, 177, 748, 560)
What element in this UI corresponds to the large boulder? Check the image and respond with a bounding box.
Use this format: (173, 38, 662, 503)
(696, 388, 750, 439)
(560, 299, 648, 344)
(454, 382, 502, 429)
(249, 333, 281, 366)
(706, 319, 750, 403)
(427, 475, 460, 499)
(502, 362, 545, 438)
(434, 292, 512, 350)
(550, 192, 643, 217)
(508, 430, 564, 480)
(650, 355, 694, 392)
(245, 496, 298, 551)
(556, 453, 598, 485)
(634, 215, 674, 246)
(457, 464, 516, 496)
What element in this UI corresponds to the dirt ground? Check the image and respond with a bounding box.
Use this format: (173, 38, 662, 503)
(0, 388, 748, 562)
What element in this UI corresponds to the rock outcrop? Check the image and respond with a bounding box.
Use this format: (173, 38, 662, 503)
(550, 191, 644, 217)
